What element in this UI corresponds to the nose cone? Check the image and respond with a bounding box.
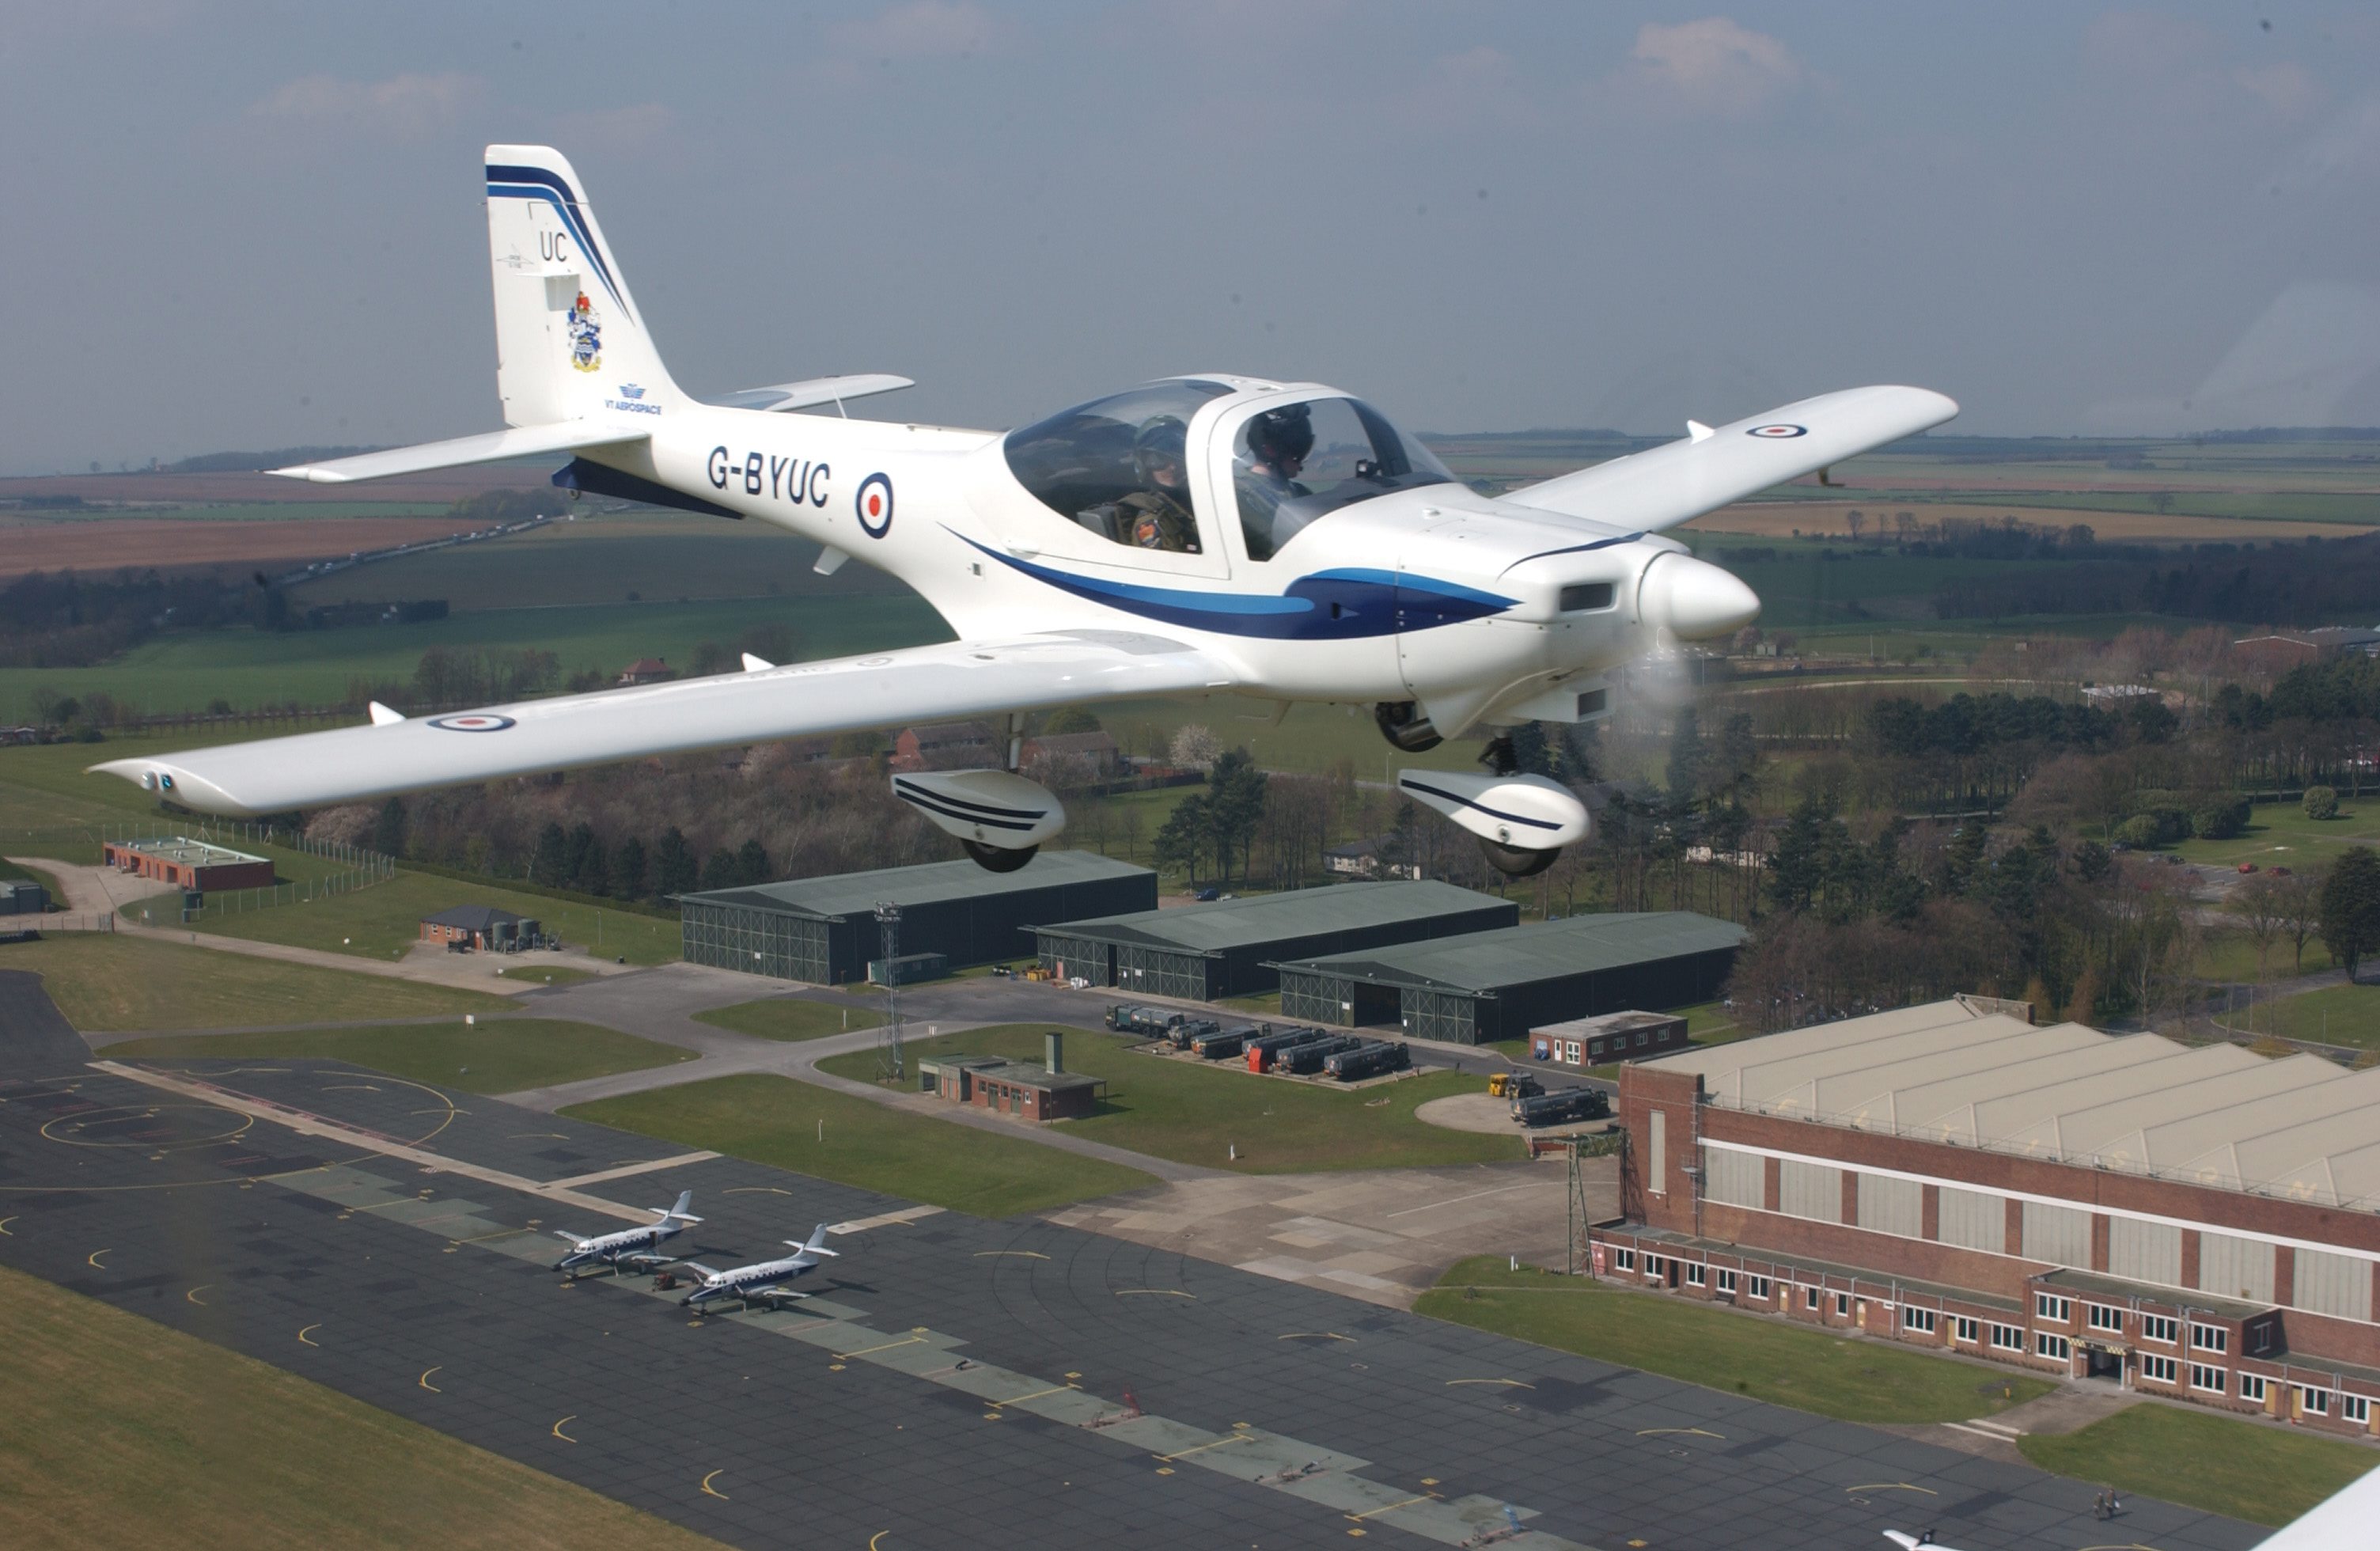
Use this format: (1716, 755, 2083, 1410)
(1641, 553, 1760, 641)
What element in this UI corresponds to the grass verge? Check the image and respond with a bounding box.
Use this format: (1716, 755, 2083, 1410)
(2018, 1401, 2374, 1527)
(0, 1263, 722, 1550)
(8, 931, 513, 1030)
(820, 1023, 1520, 1173)
(1416, 1257, 2052, 1425)
(563, 1074, 1158, 1216)
(103, 1018, 695, 1096)
(693, 997, 885, 1042)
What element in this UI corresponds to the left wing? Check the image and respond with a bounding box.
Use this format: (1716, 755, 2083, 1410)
(93, 631, 1227, 817)
(1502, 385, 1957, 533)
(704, 374, 915, 413)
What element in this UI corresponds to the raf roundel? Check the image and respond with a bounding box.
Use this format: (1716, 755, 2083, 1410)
(855, 472, 894, 538)
(1747, 423, 1808, 438)
(427, 714, 517, 733)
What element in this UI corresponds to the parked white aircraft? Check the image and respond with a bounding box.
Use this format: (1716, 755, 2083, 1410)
(678, 1225, 839, 1311)
(1884, 1458, 2380, 1550)
(94, 145, 1958, 877)
(550, 1189, 699, 1275)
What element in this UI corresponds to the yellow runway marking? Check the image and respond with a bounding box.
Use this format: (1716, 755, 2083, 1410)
(1347, 1493, 1434, 1522)
(449, 1226, 535, 1246)
(185, 1285, 211, 1306)
(1114, 1288, 1195, 1299)
(836, 1334, 927, 1359)
(991, 1382, 1078, 1407)
(298, 1324, 321, 1347)
(725, 1186, 790, 1196)
(552, 1416, 578, 1443)
(1277, 1331, 1352, 1342)
(323, 1084, 380, 1092)
(974, 1250, 1048, 1260)
(1154, 1434, 1251, 1462)
(0, 1216, 14, 1235)
(419, 1367, 442, 1393)
(1846, 1483, 1936, 1496)
(86, 1248, 110, 1269)
(869, 1534, 889, 1550)
(699, 1469, 727, 1500)
(1636, 1427, 1724, 1439)
(1446, 1378, 1533, 1390)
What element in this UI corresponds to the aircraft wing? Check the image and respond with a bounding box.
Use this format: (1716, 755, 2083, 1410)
(91, 631, 1228, 817)
(271, 423, 650, 484)
(2252, 1462, 2380, 1549)
(705, 374, 915, 413)
(1501, 385, 1957, 534)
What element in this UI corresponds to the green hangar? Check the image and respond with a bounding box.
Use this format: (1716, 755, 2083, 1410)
(1031, 879, 1517, 1001)
(680, 851, 1154, 984)
(1272, 911, 1746, 1045)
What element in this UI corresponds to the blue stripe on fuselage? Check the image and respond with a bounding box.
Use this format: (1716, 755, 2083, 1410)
(954, 533, 1514, 639)
(486, 166, 627, 314)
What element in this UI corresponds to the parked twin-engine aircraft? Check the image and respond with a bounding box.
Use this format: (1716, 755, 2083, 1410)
(678, 1225, 840, 1311)
(550, 1189, 700, 1275)
(96, 145, 1959, 876)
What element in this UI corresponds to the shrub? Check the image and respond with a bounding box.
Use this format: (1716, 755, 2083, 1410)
(2114, 815, 2162, 849)
(2194, 794, 2251, 840)
(2305, 786, 2340, 821)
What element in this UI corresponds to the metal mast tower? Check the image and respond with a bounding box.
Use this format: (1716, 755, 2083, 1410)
(874, 901, 904, 1082)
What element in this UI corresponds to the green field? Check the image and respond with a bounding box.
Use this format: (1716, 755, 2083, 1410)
(104, 1018, 695, 1095)
(2235, 984, 2380, 1050)
(821, 1024, 1520, 1173)
(2018, 1401, 2374, 1528)
(0, 1264, 722, 1550)
(491, 963, 605, 990)
(1416, 1257, 2052, 1425)
(6, 931, 514, 1031)
(2173, 798, 2380, 870)
(563, 1073, 1157, 1216)
(692, 997, 885, 1041)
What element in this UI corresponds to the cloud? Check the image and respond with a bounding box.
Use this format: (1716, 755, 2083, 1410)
(250, 71, 479, 135)
(2084, 11, 2327, 122)
(1609, 17, 1806, 119)
(832, 1, 1000, 60)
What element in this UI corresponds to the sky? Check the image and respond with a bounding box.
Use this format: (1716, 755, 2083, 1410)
(4, 1, 2379, 472)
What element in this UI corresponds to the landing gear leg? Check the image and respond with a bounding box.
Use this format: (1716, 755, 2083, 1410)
(1478, 733, 1518, 777)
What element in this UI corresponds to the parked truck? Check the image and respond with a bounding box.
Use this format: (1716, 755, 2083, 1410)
(1245, 1026, 1334, 1072)
(1324, 1041, 1412, 1081)
(1279, 1035, 1364, 1075)
(1189, 1026, 1250, 1061)
(1512, 1086, 1613, 1128)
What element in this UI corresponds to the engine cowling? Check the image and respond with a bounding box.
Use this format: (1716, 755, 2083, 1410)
(891, 769, 1066, 871)
(1396, 769, 1589, 878)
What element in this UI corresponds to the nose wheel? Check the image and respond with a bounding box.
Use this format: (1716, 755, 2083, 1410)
(1480, 838, 1559, 878)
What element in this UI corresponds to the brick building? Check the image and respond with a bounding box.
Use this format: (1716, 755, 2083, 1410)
(915, 1032, 1103, 1121)
(1593, 999, 2380, 1437)
(890, 721, 995, 772)
(104, 836, 275, 893)
(419, 904, 534, 949)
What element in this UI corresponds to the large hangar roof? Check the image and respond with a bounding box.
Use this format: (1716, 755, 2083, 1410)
(1648, 999, 2380, 1210)
(684, 851, 1150, 920)
(1271, 912, 1745, 994)
(1038, 879, 1505, 955)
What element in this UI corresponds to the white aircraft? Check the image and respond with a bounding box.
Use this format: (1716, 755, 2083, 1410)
(95, 144, 1958, 878)
(1884, 1458, 2380, 1550)
(678, 1224, 839, 1311)
(550, 1189, 700, 1275)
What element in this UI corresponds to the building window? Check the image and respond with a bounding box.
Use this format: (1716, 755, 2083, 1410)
(1645, 1256, 1663, 1280)
(2140, 1314, 2177, 1345)
(1954, 1316, 1978, 1344)
(1834, 1292, 1850, 1318)
(2190, 1364, 2227, 1394)
(2141, 1354, 2177, 1383)
(2035, 1293, 2071, 1323)
(2344, 1395, 2369, 1425)
(1806, 1286, 1821, 1311)
(1902, 1306, 1938, 1334)
(1747, 1275, 1770, 1300)
(2086, 1304, 2124, 1333)
(2191, 1324, 2229, 1355)
(2299, 1386, 2332, 1417)
(2036, 1332, 2071, 1362)
(1611, 1248, 1635, 1273)
(2238, 1374, 2267, 1403)
(1991, 1324, 2024, 1352)
(2249, 1323, 2273, 1356)
(1685, 1263, 1707, 1289)
(1716, 1269, 1738, 1295)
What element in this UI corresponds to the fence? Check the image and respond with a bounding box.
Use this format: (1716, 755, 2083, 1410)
(89, 820, 398, 926)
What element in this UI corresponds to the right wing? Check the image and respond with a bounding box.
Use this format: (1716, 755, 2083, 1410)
(93, 630, 1228, 817)
(271, 422, 646, 484)
(2253, 1462, 2380, 1550)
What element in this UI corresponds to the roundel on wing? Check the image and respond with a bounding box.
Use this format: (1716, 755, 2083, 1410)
(1747, 423, 1808, 438)
(427, 714, 517, 733)
(855, 472, 894, 538)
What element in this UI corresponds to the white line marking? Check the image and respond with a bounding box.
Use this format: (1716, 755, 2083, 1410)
(828, 1205, 945, 1234)
(1383, 1181, 1547, 1219)
(544, 1151, 718, 1189)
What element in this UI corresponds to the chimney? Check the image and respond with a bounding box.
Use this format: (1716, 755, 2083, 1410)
(1045, 1030, 1063, 1075)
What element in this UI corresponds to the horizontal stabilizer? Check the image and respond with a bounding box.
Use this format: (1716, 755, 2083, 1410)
(1504, 385, 1957, 534)
(272, 423, 647, 484)
(707, 373, 915, 413)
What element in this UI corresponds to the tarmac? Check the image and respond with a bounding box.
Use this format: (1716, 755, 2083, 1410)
(0, 969, 2268, 1551)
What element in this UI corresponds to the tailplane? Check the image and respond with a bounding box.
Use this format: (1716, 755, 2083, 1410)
(657, 1189, 701, 1225)
(485, 144, 682, 427)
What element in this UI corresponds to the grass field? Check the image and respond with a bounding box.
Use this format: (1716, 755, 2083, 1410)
(692, 997, 886, 1041)
(2236, 983, 2380, 1049)
(820, 1024, 1520, 1173)
(0, 855, 62, 899)
(104, 1018, 695, 1095)
(2173, 798, 2380, 870)
(2017, 1401, 2375, 1528)
(1416, 1257, 2052, 1425)
(0, 1264, 722, 1551)
(492, 963, 604, 990)
(563, 1074, 1157, 1216)
(6, 931, 513, 1030)
(2198, 930, 2333, 986)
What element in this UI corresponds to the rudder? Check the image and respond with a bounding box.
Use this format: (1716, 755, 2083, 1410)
(485, 145, 680, 427)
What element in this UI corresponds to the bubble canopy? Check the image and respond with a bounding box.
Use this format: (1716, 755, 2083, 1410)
(1002, 381, 1230, 552)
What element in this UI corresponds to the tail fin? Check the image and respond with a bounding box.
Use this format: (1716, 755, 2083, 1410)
(659, 1189, 699, 1224)
(793, 1223, 839, 1258)
(485, 145, 680, 427)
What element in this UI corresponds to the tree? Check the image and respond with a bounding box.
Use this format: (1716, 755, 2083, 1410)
(1153, 794, 1209, 886)
(529, 822, 570, 885)
(2230, 874, 2287, 988)
(736, 837, 771, 885)
(613, 836, 649, 900)
(370, 797, 407, 859)
(2276, 870, 2323, 974)
(699, 848, 740, 891)
(1206, 749, 1269, 885)
(1665, 706, 1707, 810)
(1044, 706, 1103, 734)
(654, 827, 699, 897)
(1169, 723, 1218, 768)
(2305, 785, 2340, 821)
(2320, 848, 2380, 981)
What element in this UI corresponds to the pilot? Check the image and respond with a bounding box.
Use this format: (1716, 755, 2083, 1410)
(1235, 402, 1315, 560)
(1081, 416, 1199, 553)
